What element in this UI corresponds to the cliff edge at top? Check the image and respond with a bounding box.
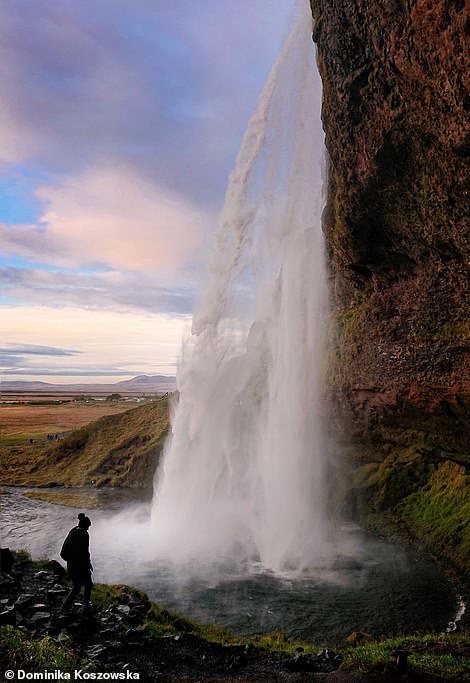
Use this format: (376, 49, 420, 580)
(311, 0, 469, 460)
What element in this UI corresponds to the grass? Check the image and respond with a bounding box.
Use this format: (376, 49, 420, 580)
(0, 625, 91, 672)
(0, 402, 132, 444)
(396, 460, 470, 573)
(23, 491, 103, 508)
(0, 396, 171, 488)
(341, 632, 470, 680)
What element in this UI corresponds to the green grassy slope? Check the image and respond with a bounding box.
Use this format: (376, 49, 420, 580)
(0, 396, 171, 488)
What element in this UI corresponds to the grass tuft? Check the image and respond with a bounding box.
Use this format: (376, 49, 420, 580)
(0, 625, 90, 672)
(341, 633, 470, 680)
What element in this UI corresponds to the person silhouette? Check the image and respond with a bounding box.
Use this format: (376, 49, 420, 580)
(60, 513, 93, 614)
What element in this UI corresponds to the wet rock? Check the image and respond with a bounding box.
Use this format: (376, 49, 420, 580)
(392, 648, 411, 673)
(100, 627, 116, 637)
(14, 593, 35, 610)
(28, 611, 51, 626)
(331, 556, 363, 570)
(30, 603, 49, 611)
(0, 607, 16, 626)
(283, 648, 341, 674)
(47, 588, 67, 601)
(56, 631, 73, 646)
(318, 648, 334, 660)
(85, 644, 108, 659)
(0, 572, 18, 589)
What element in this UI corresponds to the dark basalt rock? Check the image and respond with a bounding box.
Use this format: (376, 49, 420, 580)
(27, 611, 51, 626)
(284, 648, 342, 673)
(14, 593, 35, 610)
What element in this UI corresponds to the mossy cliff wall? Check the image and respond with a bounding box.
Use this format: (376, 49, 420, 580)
(310, 0, 469, 460)
(310, 0, 469, 569)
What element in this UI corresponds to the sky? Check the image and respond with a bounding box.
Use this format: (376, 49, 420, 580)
(0, 0, 297, 383)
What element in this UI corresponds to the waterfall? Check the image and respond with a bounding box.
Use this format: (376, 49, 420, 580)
(150, 0, 330, 572)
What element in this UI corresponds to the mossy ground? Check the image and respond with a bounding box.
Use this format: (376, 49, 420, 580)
(344, 448, 470, 574)
(23, 490, 104, 508)
(342, 633, 470, 680)
(0, 625, 89, 673)
(397, 460, 470, 573)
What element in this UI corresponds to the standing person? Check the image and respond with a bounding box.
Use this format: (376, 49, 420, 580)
(60, 513, 93, 614)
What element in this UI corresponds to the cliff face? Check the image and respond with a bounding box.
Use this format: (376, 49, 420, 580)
(311, 0, 469, 458)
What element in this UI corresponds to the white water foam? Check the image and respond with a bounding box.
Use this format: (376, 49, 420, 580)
(150, 0, 332, 572)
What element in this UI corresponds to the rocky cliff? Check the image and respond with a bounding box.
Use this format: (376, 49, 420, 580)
(311, 0, 469, 460)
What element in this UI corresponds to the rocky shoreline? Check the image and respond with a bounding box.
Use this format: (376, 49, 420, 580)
(1, 551, 469, 682)
(0, 551, 351, 682)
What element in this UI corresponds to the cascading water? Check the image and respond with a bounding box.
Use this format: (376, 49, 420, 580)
(151, 0, 331, 572)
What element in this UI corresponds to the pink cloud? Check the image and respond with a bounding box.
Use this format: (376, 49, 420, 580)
(0, 166, 209, 270)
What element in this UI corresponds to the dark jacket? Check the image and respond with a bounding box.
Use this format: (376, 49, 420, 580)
(60, 526, 91, 576)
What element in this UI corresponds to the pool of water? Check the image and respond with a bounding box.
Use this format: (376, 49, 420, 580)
(1, 486, 459, 646)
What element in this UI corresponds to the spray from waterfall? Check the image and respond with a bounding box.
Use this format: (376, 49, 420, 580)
(151, 0, 330, 572)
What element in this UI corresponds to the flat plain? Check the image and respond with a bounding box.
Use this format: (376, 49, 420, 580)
(0, 392, 144, 445)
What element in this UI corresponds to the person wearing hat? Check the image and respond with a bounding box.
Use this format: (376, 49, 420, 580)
(60, 513, 93, 614)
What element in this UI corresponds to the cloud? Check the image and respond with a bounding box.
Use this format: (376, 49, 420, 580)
(0, 266, 196, 315)
(0, 343, 81, 356)
(0, 165, 208, 271)
(0, 305, 191, 380)
(1, 366, 138, 377)
(0, 342, 82, 374)
(0, 1, 293, 208)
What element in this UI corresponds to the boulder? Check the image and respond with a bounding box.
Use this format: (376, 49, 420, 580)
(14, 594, 35, 610)
(27, 611, 51, 626)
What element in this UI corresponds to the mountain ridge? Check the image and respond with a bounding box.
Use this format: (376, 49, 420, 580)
(0, 374, 176, 392)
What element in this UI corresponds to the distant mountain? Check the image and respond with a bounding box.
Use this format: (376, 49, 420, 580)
(114, 375, 175, 389)
(0, 381, 53, 390)
(0, 375, 176, 393)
